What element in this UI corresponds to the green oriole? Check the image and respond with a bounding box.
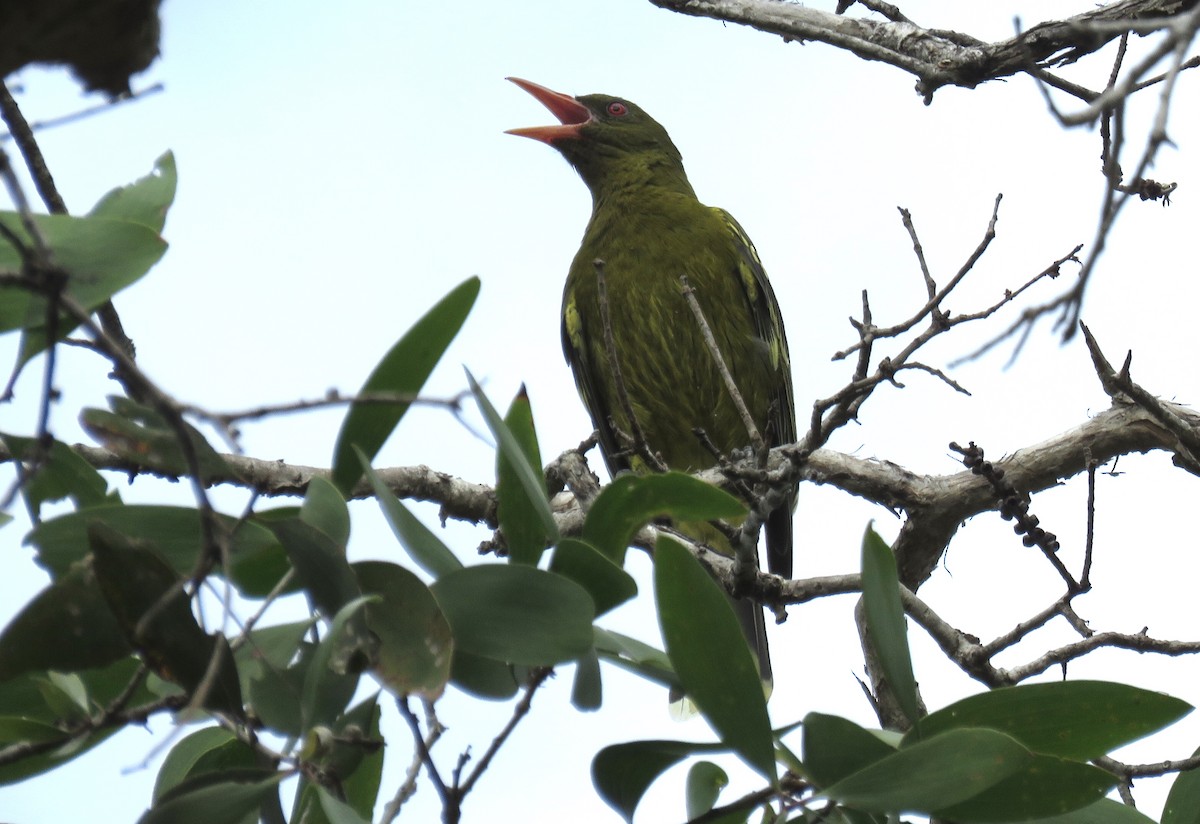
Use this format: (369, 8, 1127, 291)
(507, 77, 796, 690)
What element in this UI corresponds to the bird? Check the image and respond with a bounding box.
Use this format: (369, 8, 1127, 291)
(506, 77, 796, 693)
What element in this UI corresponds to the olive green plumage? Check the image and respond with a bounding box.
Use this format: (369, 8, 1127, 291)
(509, 80, 796, 687)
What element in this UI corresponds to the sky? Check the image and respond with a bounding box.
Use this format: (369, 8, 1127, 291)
(2, 0, 1199, 821)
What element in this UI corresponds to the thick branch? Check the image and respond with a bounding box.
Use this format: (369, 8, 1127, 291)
(648, 0, 1197, 100)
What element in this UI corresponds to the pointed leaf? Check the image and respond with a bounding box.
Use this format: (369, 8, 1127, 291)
(141, 772, 284, 824)
(28, 504, 286, 597)
(0, 213, 167, 333)
(448, 649, 518, 700)
(248, 642, 356, 738)
(431, 565, 593, 665)
(571, 646, 602, 711)
(466, 370, 558, 541)
(685, 761, 729, 820)
(934, 753, 1115, 821)
(89, 151, 177, 232)
(593, 627, 680, 692)
(0, 433, 109, 519)
(300, 476, 351, 548)
(232, 620, 312, 698)
(301, 597, 372, 731)
(265, 516, 374, 674)
(496, 386, 551, 565)
(330, 276, 480, 494)
(89, 524, 242, 715)
(316, 787, 370, 824)
(294, 695, 383, 820)
(860, 525, 918, 724)
(0, 214, 167, 366)
(593, 739, 731, 822)
(585, 472, 745, 564)
(335, 695, 384, 818)
(154, 727, 258, 801)
(80, 397, 230, 483)
(654, 535, 774, 780)
(353, 561, 453, 700)
(1164, 745, 1200, 824)
(0, 561, 132, 681)
(0, 716, 120, 784)
(802, 713, 898, 789)
(1027, 799, 1159, 823)
(913, 680, 1191, 760)
(359, 451, 461, 578)
(822, 728, 1030, 813)
(549, 537, 637, 616)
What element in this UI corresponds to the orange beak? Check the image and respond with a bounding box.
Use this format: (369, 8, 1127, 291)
(505, 77, 592, 144)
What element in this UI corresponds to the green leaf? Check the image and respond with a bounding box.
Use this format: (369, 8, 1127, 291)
(0, 716, 121, 785)
(592, 739, 731, 822)
(549, 537, 637, 616)
(592, 627, 680, 693)
(860, 525, 918, 724)
(934, 753, 1115, 821)
(0, 561, 132, 682)
(448, 649, 518, 700)
(300, 476, 351, 548)
(335, 695, 384, 819)
(36, 672, 90, 723)
(496, 386, 552, 565)
(913, 680, 1191, 760)
(654, 535, 774, 781)
(685, 760, 729, 820)
(154, 727, 258, 801)
(802, 713, 898, 789)
(80, 397, 230, 483)
(232, 620, 312, 699)
(1028, 798, 1159, 823)
(89, 151, 177, 232)
(0, 213, 167, 364)
(293, 694, 383, 823)
(571, 646, 602, 711)
(431, 564, 593, 665)
(248, 642, 356, 738)
(301, 597, 373, 731)
(465, 370, 558, 542)
(353, 561, 453, 700)
(1164, 745, 1200, 824)
(28, 504, 286, 597)
(141, 772, 284, 824)
(584, 472, 745, 564)
(359, 451, 462, 579)
(822, 728, 1030, 813)
(316, 787, 370, 824)
(89, 524, 243, 715)
(330, 276, 480, 494)
(265, 517, 374, 674)
(0, 433, 109, 519)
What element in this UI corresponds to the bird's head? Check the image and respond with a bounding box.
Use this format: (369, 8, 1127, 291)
(505, 77, 689, 196)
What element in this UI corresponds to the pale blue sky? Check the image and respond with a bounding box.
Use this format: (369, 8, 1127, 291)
(2, 1, 1199, 821)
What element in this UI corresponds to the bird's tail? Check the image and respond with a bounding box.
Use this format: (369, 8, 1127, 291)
(732, 593, 773, 697)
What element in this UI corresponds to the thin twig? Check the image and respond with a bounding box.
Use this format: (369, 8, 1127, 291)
(0, 83, 164, 143)
(457, 667, 553, 796)
(398, 698, 451, 809)
(381, 698, 445, 823)
(678, 274, 764, 457)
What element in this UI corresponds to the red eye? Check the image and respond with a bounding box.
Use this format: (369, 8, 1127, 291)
(607, 101, 628, 117)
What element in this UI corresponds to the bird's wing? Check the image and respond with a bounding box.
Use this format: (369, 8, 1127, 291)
(714, 207, 797, 578)
(562, 286, 631, 478)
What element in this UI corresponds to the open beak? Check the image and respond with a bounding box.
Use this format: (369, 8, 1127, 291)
(505, 77, 592, 144)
